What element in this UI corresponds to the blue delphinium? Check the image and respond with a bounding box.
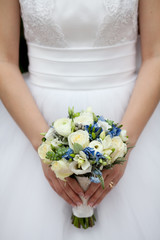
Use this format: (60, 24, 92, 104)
(62, 148, 74, 160)
(83, 147, 95, 159)
(90, 176, 101, 183)
(95, 151, 106, 162)
(98, 116, 106, 122)
(85, 123, 103, 140)
(108, 124, 121, 138)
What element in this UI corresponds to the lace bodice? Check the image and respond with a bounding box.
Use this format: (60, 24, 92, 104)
(19, 0, 139, 48)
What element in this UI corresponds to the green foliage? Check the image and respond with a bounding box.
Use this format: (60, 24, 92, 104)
(73, 143, 83, 154)
(46, 146, 69, 161)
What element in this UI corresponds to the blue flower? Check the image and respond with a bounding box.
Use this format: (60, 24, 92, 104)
(90, 176, 101, 184)
(95, 151, 106, 162)
(85, 123, 103, 140)
(108, 124, 121, 138)
(98, 116, 106, 122)
(83, 147, 95, 159)
(62, 148, 74, 160)
(93, 169, 102, 176)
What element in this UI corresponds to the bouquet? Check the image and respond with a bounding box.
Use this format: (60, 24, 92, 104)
(38, 107, 131, 229)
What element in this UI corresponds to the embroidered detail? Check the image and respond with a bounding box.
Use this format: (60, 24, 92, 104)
(19, 0, 68, 47)
(19, 0, 138, 48)
(93, 0, 139, 46)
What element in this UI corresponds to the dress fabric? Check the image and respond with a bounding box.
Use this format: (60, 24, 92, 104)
(0, 0, 160, 239)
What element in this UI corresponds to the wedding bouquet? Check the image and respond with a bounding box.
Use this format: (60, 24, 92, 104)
(38, 107, 130, 229)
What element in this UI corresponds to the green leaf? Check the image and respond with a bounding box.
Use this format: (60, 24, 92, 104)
(93, 113, 98, 123)
(98, 175, 105, 189)
(73, 143, 83, 154)
(106, 119, 114, 126)
(40, 132, 46, 136)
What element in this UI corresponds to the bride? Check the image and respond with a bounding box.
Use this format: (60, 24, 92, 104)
(0, 0, 160, 239)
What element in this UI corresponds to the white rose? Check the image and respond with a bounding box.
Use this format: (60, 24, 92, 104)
(74, 112, 94, 126)
(68, 130, 89, 149)
(120, 129, 128, 142)
(111, 136, 127, 162)
(89, 140, 103, 153)
(97, 120, 110, 132)
(45, 127, 54, 140)
(38, 142, 51, 160)
(102, 135, 112, 149)
(54, 118, 72, 137)
(51, 159, 73, 181)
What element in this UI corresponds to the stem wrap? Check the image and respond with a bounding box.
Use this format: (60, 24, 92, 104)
(72, 176, 94, 218)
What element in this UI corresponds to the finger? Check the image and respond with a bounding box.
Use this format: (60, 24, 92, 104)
(51, 178, 77, 206)
(93, 187, 111, 206)
(84, 182, 101, 199)
(84, 171, 110, 199)
(66, 177, 84, 196)
(58, 179, 83, 206)
(91, 177, 119, 207)
(87, 174, 115, 206)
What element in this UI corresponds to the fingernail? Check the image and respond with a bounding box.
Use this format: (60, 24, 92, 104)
(93, 204, 97, 209)
(79, 192, 84, 197)
(77, 202, 82, 206)
(84, 195, 89, 199)
(89, 202, 94, 207)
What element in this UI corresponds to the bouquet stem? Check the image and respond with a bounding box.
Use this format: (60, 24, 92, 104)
(71, 214, 96, 229)
(71, 176, 96, 229)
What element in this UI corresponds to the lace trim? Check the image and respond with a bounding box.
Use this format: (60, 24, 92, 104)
(19, 0, 68, 47)
(93, 0, 138, 46)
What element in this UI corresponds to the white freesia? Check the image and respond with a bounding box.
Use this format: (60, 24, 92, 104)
(54, 118, 72, 137)
(120, 129, 128, 142)
(102, 135, 112, 149)
(73, 151, 91, 170)
(97, 120, 110, 132)
(74, 112, 94, 126)
(89, 140, 103, 153)
(69, 152, 92, 174)
(51, 159, 73, 181)
(45, 127, 54, 140)
(68, 130, 89, 149)
(38, 141, 51, 160)
(111, 136, 127, 162)
(51, 138, 62, 148)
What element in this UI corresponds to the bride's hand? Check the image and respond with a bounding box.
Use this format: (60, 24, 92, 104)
(41, 160, 84, 207)
(84, 156, 129, 207)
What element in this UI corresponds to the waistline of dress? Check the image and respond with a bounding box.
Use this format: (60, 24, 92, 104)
(27, 41, 137, 90)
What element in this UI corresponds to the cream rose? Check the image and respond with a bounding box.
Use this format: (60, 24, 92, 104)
(51, 159, 73, 181)
(54, 118, 72, 137)
(68, 130, 89, 149)
(45, 127, 54, 140)
(38, 142, 51, 160)
(111, 136, 127, 162)
(102, 135, 112, 149)
(120, 129, 128, 142)
(89, 140, 103, 153)
(74, 112, 94, 126)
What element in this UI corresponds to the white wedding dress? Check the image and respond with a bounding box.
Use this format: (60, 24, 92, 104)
(0, 0, 160, 239)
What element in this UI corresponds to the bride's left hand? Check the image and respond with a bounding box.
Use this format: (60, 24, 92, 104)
(84, 155, 129, 207)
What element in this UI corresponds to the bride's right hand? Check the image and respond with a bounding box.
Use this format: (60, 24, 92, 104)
(41, 160, 84, 207)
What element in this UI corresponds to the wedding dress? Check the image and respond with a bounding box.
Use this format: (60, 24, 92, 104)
(0, 0, 160, 239)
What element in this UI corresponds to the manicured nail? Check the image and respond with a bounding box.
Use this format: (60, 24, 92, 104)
(79, 192, 84, 197)
(77, 202, 82, 206)
(93, 204, 97, 209)
(84, 195, 89, 199)
(89, 202, 94, 207)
